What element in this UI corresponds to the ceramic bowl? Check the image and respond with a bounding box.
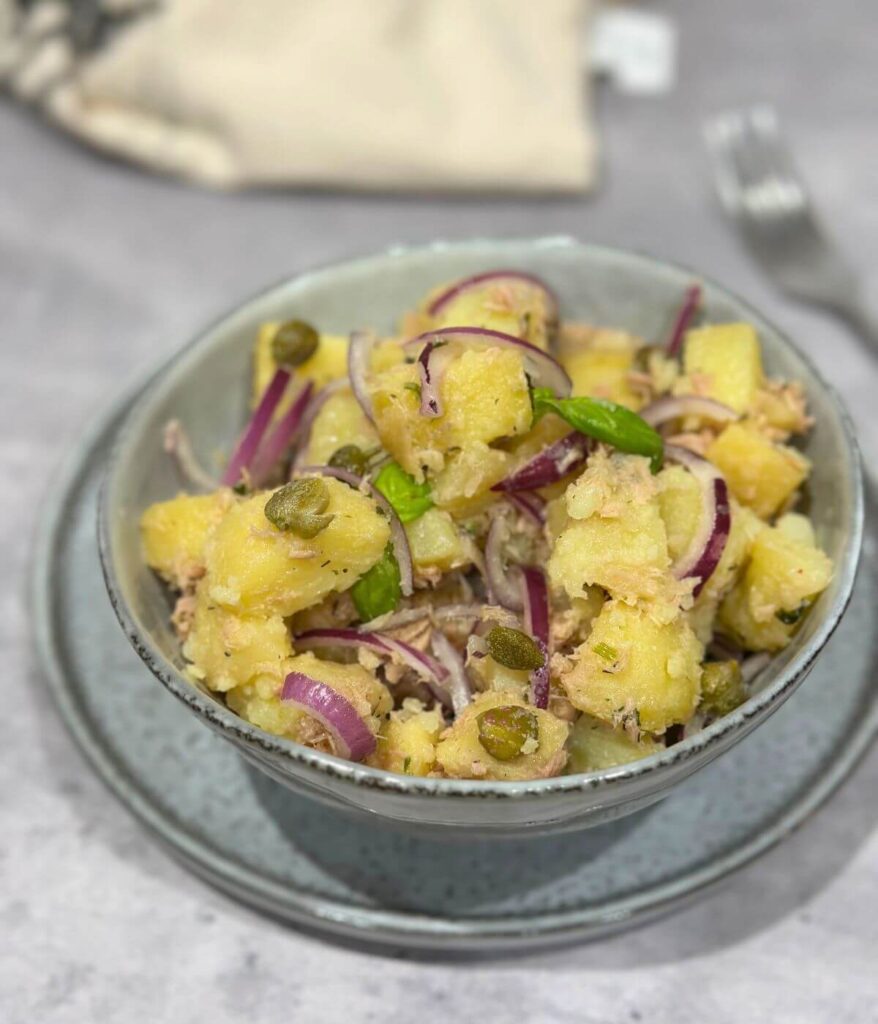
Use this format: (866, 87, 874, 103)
(99, 238, 863, 837)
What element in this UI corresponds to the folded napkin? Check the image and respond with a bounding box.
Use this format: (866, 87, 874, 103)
(0, 0, 596, 193)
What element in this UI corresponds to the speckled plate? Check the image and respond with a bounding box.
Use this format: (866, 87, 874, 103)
(33, 401, 878, 954)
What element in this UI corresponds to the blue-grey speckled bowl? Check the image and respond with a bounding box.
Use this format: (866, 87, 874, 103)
(99, 238, 863, 837)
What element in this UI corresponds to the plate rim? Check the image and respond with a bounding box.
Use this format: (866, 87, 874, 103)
(30, 393, 878, 952)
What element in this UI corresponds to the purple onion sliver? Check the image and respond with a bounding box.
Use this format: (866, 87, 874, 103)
(427, 269, 559, 321)
(348, 329, 376, 424)
(640, 395, 738, 428)
(281, 671, 376, 761)
(296, 464, 414, 597)
(417, 340, 443, 418)
(429, 630, 472, 717)
(493, 432, 590, 493)
(521, 566, 550, 710)
(506, 491, 546, 526)
(483, 515, 524, 612)
(221, 366, 291, 486)
(665, 283, 702, 358)
(249, 381, 314, 486)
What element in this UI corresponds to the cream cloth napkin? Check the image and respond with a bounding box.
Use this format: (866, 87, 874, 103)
(0, 0, 596, 192)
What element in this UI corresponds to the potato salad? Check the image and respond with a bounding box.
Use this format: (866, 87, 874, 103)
(141, 271, 833, 779)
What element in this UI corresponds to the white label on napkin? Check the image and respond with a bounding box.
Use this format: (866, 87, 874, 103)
(588, 8, 677, 95)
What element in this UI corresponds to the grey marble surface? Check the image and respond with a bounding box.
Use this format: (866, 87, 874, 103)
(2, 1, 877, 1021)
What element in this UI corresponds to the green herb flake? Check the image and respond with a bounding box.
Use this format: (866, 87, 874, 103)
(592, 642, 618, 662)
(351, 544, 401, 621)
(373, 461, 433, 524)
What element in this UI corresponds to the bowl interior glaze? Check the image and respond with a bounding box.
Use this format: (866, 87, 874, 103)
(100, 238, 863, 834)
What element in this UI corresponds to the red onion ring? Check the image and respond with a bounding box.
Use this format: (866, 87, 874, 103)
(347, 329, 376, 423)
(483, 514, 524, 612)
(492, 432, 590, 493)
(665, 283, 702, 358)
(281, 671, 376, 761)
(521, 566, 550, 709)
(505, 491, 546, 527)
(296, 464, 414, 597)
(429, 630, 473, 716)
(417, 339, 444, 418)
(404, 327, 572, 398)
(427, 269, 559, 321)
(665, 444, 731, 597)
(221, 366, 290, 486)
(249, 381, 314, 486)
(640, 395, 738, 429)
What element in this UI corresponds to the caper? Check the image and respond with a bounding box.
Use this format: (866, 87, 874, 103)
(485, 626, 546, 671)
(700, 660, 748, 719)
(264, 478, 334, 537)
(477, 705, 540, 761)
(328, 444, 368, 476)
(271, 319, 319, 368)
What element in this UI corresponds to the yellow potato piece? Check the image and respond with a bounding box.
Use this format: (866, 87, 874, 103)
(373, 699, 445, 776)
(140, 491, 231, 587)
(560, 600, 703, 734)
(406, 508, 473, 575)
(436, 691, 569, 781)
(304, 388, 379, 465)
(567, 716, 659, 773)
(204, 481, 389, 616)
(707, 422, 809, 519)
(681, 323, 764, 413)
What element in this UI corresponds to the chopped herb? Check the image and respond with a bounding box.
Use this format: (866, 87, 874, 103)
(593, 642, 618, 662)
(402, 756, 412, 773)
(373, 461, 433, 523)
(351, 544, 401, 621)
(403, 381, 422, 399)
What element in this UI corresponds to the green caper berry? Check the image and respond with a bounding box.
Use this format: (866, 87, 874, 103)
(485, 626, 546, 671)
(264, 478, 333, 537)
(776, 603, 807, 625)
(271, 319, 319, 368)
(477, 705, 540, 761)
(700, 660, 748, 719)
(328, 444, 368, 476)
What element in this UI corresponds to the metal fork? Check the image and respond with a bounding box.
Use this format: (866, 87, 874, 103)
(704, 105, 878, 353)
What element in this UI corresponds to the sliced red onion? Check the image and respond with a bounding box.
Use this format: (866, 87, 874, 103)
(162, 419, 218, 491)
(666, 444, 731, 597)
(249, 381, 314, 486)
(347, 329, 376, 423)
(429, 630, 473, 717)
(665, 283, 702, 357)
(505, 491, 546, 527)
(293, 626, 449, 696)
(640, 395, 738, 429)
(416, 339, 444, 418)
(281, 671, 376, 761)
(404, 327, 572, 398)
(521, 566, 550, 710)
(427, 269, 559, 321)
(483, 514, 524, 612)
(296, 465, 413, 597)
(221, 366, 290, 486)
(493, 432, 590, 494)
(291, 378, 349, 472)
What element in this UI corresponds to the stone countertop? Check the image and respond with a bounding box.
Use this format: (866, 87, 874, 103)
(2, 1, 877, 1021)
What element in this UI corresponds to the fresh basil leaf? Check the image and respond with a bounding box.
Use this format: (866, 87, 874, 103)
(351, 544, 401, 621)
(532, 387, 664, 472)
(373, 461, 433, 523)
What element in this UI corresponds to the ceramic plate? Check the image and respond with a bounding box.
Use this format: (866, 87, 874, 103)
(31, 399, 878, 953)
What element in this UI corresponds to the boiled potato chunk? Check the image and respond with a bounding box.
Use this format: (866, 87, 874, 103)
(567, 716, 659, 773)
(431, 443, 512, 514)
(369, 347, 531, 480)
(183, 584, 292, 692)
(435, 691, 569, 781)
(468, 653, 531, 700)
(406, 508, 473, 575)
(681, 323, 764, 413)
(140, 491, 232, 587)
(427, 277, 555, 351)
(549, 454, 669, 603)
(560, 600, 703, 734)
(707, 422, 809, 519)
(304, 388, 379, 465)
(373, 699, 445, 776)
(657, 464, 703, 563)
(557, 327, 639, 407)
(205, 481, 389, 616)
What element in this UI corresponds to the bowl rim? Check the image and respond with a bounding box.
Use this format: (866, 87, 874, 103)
(98, 236, 865, 800)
